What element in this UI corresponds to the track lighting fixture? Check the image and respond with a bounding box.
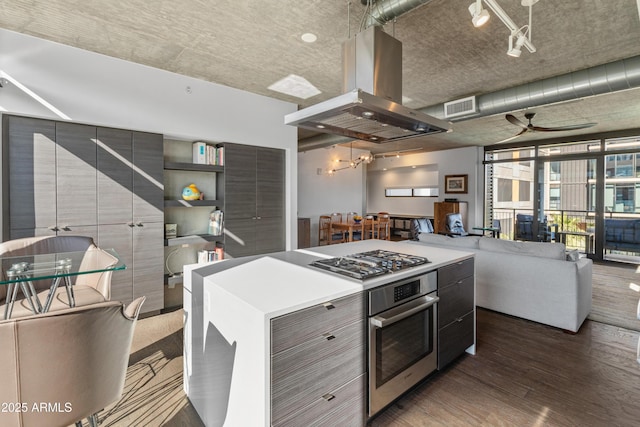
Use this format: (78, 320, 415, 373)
(469, 0, 538, 58)
(468, 0, 490, 27)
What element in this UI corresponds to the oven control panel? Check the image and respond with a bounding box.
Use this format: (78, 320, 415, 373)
(394, 281, 420, 303)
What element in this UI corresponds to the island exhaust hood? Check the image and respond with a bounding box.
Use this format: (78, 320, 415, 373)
(285, 25, 450, 143)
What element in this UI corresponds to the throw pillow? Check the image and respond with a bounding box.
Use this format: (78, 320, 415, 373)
(566, 249, 580, 262)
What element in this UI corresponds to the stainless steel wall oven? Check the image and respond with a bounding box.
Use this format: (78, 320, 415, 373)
(368, 271, 439, 417)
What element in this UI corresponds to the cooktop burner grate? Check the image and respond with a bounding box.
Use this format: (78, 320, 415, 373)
(310, 250, 429, 280)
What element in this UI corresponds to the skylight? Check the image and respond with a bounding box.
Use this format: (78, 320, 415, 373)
(268, 74, 321, 100)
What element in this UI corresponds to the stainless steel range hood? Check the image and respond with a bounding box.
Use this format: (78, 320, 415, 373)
(285, 25, 450, 143)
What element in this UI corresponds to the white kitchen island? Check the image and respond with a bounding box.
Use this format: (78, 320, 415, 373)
(183, 240, 475, 427)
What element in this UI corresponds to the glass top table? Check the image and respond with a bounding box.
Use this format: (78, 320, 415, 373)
(1, 248, 126, 319)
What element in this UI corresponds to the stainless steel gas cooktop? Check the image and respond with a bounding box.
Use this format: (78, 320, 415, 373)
(310, 250, 430, 280)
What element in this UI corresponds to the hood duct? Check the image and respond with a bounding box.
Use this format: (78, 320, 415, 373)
(285, 24, 450, 143)
(299, 54, 640, 151)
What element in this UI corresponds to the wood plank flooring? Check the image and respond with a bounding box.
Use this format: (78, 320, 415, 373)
(86, 262, 640, 426)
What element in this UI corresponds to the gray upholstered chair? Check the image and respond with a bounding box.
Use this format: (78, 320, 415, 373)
(410, 218, 434, 240)
(0, 235, 117, 319)
(0, 297, 145, 427)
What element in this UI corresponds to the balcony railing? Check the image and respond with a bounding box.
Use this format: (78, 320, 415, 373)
(492, 208, 640, 256)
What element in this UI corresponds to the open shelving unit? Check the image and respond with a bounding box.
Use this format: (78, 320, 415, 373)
(163, 140, 225, 288)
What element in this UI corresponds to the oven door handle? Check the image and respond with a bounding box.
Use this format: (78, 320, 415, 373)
(370, 295, 439, 328)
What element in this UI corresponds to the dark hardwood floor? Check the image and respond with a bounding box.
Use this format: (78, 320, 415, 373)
(88, 261, 640, 427)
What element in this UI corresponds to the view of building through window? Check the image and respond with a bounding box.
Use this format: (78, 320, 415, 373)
(485, 136, 640, 263)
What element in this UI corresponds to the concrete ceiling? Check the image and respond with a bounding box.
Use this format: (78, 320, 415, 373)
(2, 0, 640, 154)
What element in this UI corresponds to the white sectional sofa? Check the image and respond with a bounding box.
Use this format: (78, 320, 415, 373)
(413, 233, 593, 333)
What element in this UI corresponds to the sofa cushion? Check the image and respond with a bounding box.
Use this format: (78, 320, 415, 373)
(418, 233, 481, 249)
(479, 238, 566, 260)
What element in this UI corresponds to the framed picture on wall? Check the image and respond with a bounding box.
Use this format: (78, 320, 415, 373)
(444, 174, 468, 194)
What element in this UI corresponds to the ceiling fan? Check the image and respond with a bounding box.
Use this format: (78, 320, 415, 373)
(497, 112, 597, 143)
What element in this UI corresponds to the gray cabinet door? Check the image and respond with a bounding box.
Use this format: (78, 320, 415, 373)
(97, 127, 133, 225)
(55, 122, 97, 227)
(257, 147, 285, 219)
(223, 218, 256, 258)
(224, 144, 257, 219)
(133, 221, 164, 311)
(97, 223, 134, 305)
(256, 217, 285, 254)
(133, 132, 164, 223)
(5, 116, 57, 234)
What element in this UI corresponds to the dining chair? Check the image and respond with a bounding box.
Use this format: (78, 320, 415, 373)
(0, 235, 117, 319)
(0, 297, 145, 427)
(346, 212, 363, 240)
(329, 213, 347, 244)
(318, 215, 331, 246)
(363, 215, 376, 240)
(376, 214, 391, 240)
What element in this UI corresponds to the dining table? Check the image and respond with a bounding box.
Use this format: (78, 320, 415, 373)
(331, 221, 365, 242)
(0, 248, 125, 319)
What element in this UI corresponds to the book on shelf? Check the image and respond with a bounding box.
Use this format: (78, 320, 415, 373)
(193, 141, 207, 164)
(197, 245, 224, 263)
(192, 141, 224, 166)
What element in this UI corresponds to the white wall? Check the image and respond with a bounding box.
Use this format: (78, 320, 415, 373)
(367, 165, 439, 216)
(298, 145, 369, 246)
(367, 146, 485, 228)
(0, 29, 298, 249)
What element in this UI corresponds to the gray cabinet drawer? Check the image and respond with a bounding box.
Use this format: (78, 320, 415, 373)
(438, 311, 474, 369)
(271, 292, 365, 353)
(438, 275, 474, 328)
(274, 374, 366, 427)
(438, 258, 474, 288)
(271, 320, 365, 424)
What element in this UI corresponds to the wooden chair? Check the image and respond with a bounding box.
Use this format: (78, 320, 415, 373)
(376, 213, 391, 240)
(329, 213, 346, 244)
(318, 215, 331, 246)
(363, 215, 376, 240)
(346, 212, 363, 240)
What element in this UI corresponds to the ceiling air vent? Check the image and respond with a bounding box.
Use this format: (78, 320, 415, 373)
(444, 96, 477, 119)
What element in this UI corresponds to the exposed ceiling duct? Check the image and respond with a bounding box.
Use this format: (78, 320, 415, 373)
(363, 0, 436, 27)
(298, 54, 640, 151)
(286, 0, 448, 145)
(422, 54, 640, 121)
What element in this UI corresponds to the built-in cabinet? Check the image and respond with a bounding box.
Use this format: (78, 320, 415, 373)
(437, 257, 475, 369)
(270, 292, 366, 426)
(434, 201, 468, 234)
(219, 143, 285, 258)
(2, 115, 164, 313)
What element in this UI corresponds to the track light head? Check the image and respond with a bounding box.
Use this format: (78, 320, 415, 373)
(507, 29, 528, 57)
(468, 1, 490, 27)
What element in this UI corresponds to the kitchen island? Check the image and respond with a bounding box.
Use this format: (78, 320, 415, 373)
(183, 240, 475, 426)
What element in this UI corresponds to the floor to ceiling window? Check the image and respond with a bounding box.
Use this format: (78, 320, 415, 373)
(484, 134, 640, 263)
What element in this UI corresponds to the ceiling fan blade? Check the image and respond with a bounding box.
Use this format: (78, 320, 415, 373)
(495, 128, 528, 143)
(530, 122, 598, 132)
(506, 114, 528, 130)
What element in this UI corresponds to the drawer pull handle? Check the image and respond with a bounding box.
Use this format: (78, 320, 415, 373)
(323, 333, 336, 341)
(323, 302, 335, 310)
(322, 393, 335, 401)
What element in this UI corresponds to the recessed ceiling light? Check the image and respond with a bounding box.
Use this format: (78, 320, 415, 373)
(362, 111, 374, 118)
(316, 124, 325, 129)
(301, 33, 317, 43)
